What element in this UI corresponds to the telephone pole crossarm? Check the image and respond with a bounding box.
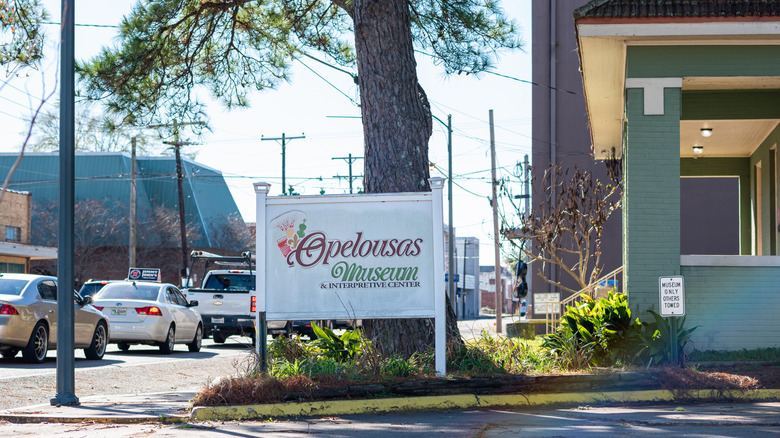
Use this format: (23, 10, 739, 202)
(332, 154, 364, 194)
(262, 133, 305, 195)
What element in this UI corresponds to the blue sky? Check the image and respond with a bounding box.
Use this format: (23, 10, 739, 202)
(0, 1, 533, 266)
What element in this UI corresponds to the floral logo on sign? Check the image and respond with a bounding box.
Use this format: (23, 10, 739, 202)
(270, 211, 308, 258)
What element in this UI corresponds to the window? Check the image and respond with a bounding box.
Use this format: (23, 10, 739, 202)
(5, 226, 21, 242)
(0, 262, 25, 274)
(38, 280, 57, 301)
(167, 287, 188, 306)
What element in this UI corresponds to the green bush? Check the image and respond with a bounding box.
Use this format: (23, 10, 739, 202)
(311, 322, 364, 361)
(637, 310, 698, 366)
(542, 291, 644, 368)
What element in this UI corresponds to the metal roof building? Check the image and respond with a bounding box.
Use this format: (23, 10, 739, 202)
(0, 152, 246, 250)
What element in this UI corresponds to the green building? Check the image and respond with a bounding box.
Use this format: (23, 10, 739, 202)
(574, 1, 780, 351)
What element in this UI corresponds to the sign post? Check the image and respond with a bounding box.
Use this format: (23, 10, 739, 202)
(254, 182, 270, 373)
(659, 276, 685, 366)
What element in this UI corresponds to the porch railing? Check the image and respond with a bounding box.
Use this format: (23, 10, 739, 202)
(543, 265, 624, 334)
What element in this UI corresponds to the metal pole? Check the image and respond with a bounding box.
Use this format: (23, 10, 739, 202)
(490, 110, 503, 333)
(52, 0, 78, 406)
(129, 137, 137, 268)
(447, 115, 456, 314)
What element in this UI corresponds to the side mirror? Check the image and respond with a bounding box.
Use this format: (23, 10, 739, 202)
(188, 300, 199, 307)
(81, 295, 94, 306)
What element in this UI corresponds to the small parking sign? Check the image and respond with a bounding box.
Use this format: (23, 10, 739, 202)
(659, 276, 685, 317)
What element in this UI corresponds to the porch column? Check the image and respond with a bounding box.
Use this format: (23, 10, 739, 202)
(623, 78, 682, 319)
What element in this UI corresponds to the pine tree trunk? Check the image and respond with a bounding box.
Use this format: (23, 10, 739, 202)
(353, 0, 462, 357)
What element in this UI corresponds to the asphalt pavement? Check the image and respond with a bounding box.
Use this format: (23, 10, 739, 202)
(0, 316, 778, 426)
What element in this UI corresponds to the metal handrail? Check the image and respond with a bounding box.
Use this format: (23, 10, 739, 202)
(544, 265, 624, 333)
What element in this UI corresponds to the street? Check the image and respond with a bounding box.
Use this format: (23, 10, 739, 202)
(0, 336, 256, 410)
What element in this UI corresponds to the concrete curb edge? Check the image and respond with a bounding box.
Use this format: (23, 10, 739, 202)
(190, 389, 780, 421)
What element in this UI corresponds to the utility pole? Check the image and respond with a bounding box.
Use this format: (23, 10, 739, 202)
(446, 114, 455, 315)
(129, 137, 137, 268)
(332, 153, 363, 193)
(523, 154, 531, 295)
(489, 109, 504, 333)
(461, 239, 469, 318)
(149, 120, 203, 280)
(163, 134, 197, 280)
(261, 133, 305, 195)
(431, 114, 456, 314)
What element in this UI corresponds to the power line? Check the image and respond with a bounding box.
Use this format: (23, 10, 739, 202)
(296, 59, 359, 107)
(41, 21, 119, 28)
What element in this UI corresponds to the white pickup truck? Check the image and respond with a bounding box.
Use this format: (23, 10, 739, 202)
(183, 251, 291, 343)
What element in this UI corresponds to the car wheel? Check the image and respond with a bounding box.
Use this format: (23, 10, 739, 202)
(1, 348, 19, 359)
(117, 342, 130, 352)
(212, 332, 226, 344)
(84, 321, 108, 360)
(188, 324, 202, 352)
(22, 322, 48, 364)
(159, 325, 175, 354)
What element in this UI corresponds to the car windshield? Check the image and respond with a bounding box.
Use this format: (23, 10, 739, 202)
(0, 279, 29, 296)
(203, 274, 255, 291)
(96, 283, 160, 301)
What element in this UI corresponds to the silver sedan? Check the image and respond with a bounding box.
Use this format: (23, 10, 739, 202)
(0, 273, 109, 363)
(92, 281, 202, 354)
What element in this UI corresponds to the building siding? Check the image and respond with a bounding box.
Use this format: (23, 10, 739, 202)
(681, 265, 780, 350)
(624, 87, 682, 318)
(626, 46, 780, 78)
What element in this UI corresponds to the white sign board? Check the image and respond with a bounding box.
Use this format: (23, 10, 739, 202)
(534, 292, 560, 314)
(255, 178, 446, 375)
(659, 276, 685, 316)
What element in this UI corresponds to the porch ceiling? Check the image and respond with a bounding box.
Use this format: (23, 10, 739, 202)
(680, 119, 780, 158)
(576, 20, 780, 160)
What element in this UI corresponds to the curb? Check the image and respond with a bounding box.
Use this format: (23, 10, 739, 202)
(190, 389, 780, 421)
(0, 414, 189, 425)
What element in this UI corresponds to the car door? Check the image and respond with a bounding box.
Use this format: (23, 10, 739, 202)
(165, 287, 192, 341)
(173, 287, 198, 339)
(73, 291, 97, 347)
(36, 280, 58, 346)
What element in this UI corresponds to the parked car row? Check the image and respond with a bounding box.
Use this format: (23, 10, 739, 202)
(0, 273, 203, 363)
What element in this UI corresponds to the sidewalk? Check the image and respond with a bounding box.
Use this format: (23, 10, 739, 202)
(0, 390, 196, 424)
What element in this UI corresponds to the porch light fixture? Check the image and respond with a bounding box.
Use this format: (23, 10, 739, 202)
(700, 128, 713, 137)
(692, 146, 704, 158)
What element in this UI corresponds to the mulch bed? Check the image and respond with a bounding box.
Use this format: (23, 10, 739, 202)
(193, 362, 780, 407)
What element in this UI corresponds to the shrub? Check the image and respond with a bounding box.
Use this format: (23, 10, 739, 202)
(311, 322, 364, 361)
(542, 292, 644, 369)
(637, 310, 698, 367)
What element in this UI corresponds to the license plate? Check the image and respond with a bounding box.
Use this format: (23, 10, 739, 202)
(211, 317, 224, 324)
(111, 308, 127, 316)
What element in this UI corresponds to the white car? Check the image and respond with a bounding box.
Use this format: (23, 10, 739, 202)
(92, 281, 202, 354)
